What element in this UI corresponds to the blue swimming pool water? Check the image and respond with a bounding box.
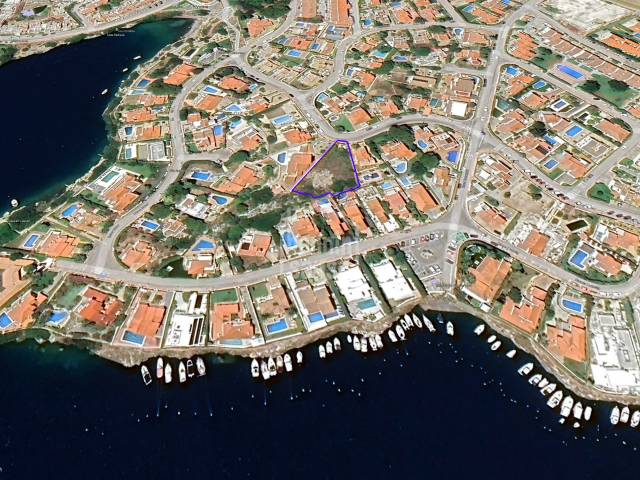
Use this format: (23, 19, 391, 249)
(552, 100, 567, 110)
(204, 85, 220, 94)
(371, 50, 387, 59)
(0, 313, 13, 329)
(311, 43, 320, 51)
(569, 249, 588, 268)
(562, 299, 584, 314)
(463, 4, 476, 12)
(277, 152, 287, 164)
(61, 204, 79, 219)
(394, 162, 407, 174)
(266, 318, 288, 334)
(448, 151, 459, 163)
(533, 80, 547, 89)
(393, 55, 408, 62)
(212, 195, 228, 206)
(122, 330, 145, 345)
(543, 135, 557, 146)
(417, 140, 429, 150)
(363, 19, 373, 26)
(308, 312, 324, 323)
(23, 234, 40, 249)
(557, 64, 583, 79)
(191, 171, 211, 181)
(399, 176, 411, 187)
(566, 125, 583, 137)
(141, 220, 160, 231)
(543, 159, 559, 170)
(272, 114, 293, 126)
(124, 126, 133, 135)
(193, 240, 215, 251)
(506, 66, 519, 75)
(137, 79, 150, 88)
(283, 231, 298, 248)
(358, 298, 377, 310)
(48, 311, 69, 325)
(288, 49, 302, 58)
(213, 125, 224, 136)
(381, 181, 393, 190)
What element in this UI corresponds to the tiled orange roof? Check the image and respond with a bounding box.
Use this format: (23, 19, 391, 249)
(301, 0, 317, 18)
(381, 141, 417, 162)
(386, 191, 410, 219)
(37, 232, 79, 258)
(547, 315, 587, 362)
(247, 17, 274, 38)
(211, 302, 255, 341)
(164, 63, 197, 86)
(352, 144, 376, 167)
(79, 288, 123, 327)
(284, 129, 313, 145)
(219, 76, 250, 93)
(121, 241, 154, 271)
(330, 0, 352, 28)
(467, 256, 511, 304)
(292, 215, 321, 238)
(238, 234, 272, 258)
(7, 291, 47, 329)
(347, 107, 372, 127)
(520, 229, 549, 257)
(500, 289, 546, 333)
(195, 95, 223, 111)
(216, 165, 259, 194)
(367, 198, 389, 224)
(596, 118, 631, 143)
(129, 303, 165, 337)
(343, 200, 371, 236)
(407, 183, 439, 213)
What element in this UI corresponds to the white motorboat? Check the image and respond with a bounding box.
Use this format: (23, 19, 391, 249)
(347, 334, 352, 344)
(375, 334, 383, 349)
(284, 353, 293, 373)
(388, 329, 398, 343)
(122, 67, 128, 72)
(620, 406, 630, 424)
(573, 402, 583, 420)
(196, 357, 206, 376)
(276, 355, 284, 371)
(490, 340, 501, 351)
(538, 378, 549, 389)
(186, 359, 195, 378)
(369, 337, 377, 351)
(541, 383, 556, 396)
(268, 357, 277, 377)
(141, 365, 152, 386)
(422, 315, 436, 333)
(261, 360, 270, 380)
(296, 351, 303, 364)
(518, 362, 534, 376)
(319, 345, 326, 359)
(395, 324, 406, 341)
(584, 406, 592, 421)
(178, 361, 187, 383)
(487, 334, 496, 343)
(353, 336, 361, 351)
(333, 337, 341, 351)
(446, 321, 454, 337)
(474, 324, 485, 335)
(101, 88, 108, 95)
(164, 363, 172, 384)
(404, 313, 413, 328)
(506, 349, 516, 359)
(528, 373, 542, 386)
(547, 390, 563, 408)
(326, 341, 333, 355)
(560, 396, 574, 418)
(413, 314, 423, 328)
(611, 406, 620, 425)
(361, 337, 368, 353)
(133, 55, 142, 60)
(156, 357, 164, 379)
(251, 359, 260, 378)
(631, 411, 640, 428)
(400, 317, 409, 330)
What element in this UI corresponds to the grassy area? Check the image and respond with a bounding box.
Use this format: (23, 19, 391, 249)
(0, 44, 17, 66)
(295, 142, 358, 196)
(119, 161, 161, 179)
(54, 284, 86, 310)
(584, 74, 638, 108)
(531, 49, 563, 70)
(250, 282, 269, 299)
(212, 289, 238, 303)
(564, 358, 590, 382)
(587, 182, 614, 203)
(333, 116, 354, 133)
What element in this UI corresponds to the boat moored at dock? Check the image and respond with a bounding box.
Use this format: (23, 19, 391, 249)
(284, 353, 293, 372)
(395, 324, 406, 341)
(388, 329, 398, 343)
(631, 410, 640, 428)
(333, 338, 341, 351)
(518, 363, 534, 376)
(474, 324, 485, 336)
(178, 361, 187, 383)
(141, 365, 152, 386)
(547, 390, 563, 408)
(164, 363, 172, 384)
(422, 315, 435, 333)
(196, 357, 206, 376)
(325, 341, 333, 355)
(506, 349, 516, 359)
(261, 360, 270, 381)
(251, 359, 260, 378)
(319, 345, 326, 359)
(620, 406, 630, 424)
(446, 321, 454, 337)
(156, 358, 164, 379)
(296, 351, 303, 364)
(186, 359, 195, 378)
(490, 340, 501, 351)
(353, 336, 361, 351)
(611, 406, 620, 425)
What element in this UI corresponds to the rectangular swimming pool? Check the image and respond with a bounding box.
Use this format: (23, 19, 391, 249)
(141, 220, 160, 231)
(566, 125, 583, 137)
(0, 313, 13, 329)
(266, 318, 289, 334)
(562, 298, 584, 314)
(23, 234, 40, 249)
(123, 330, 145, 345)
(308, 312, 324, 323)
(557, 64, 584, 79)
(569, 249, 588, 269)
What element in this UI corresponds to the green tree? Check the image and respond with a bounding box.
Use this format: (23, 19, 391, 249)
(582, 79, 600, 93)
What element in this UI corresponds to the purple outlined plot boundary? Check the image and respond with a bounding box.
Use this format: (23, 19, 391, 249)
(291, 139, 361, 199)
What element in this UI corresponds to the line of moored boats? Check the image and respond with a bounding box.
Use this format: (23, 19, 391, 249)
(140, 357, 206, 385)
(251, 350, 304, 380)
(609, 405, 640, 428)
(518, 362, 594, 428)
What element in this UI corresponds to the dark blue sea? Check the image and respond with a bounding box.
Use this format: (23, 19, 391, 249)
(0, 310, 638, 479)
(0, 18, 192, 212)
